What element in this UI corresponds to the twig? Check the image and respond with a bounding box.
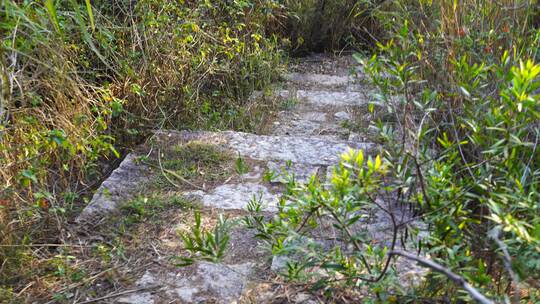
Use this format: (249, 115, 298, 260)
(44, 267, 120, 304)
(488, 227, 520, 304)
(389, 250, 494, 304)
(156, 149, 206, 191)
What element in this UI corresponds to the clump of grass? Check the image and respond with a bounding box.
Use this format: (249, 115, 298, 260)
(120, 194, 193, 227)
(156, 142, 234, 190)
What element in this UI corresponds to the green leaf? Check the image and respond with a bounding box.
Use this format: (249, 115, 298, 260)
(44, 0, 61, 33)
(84, 0, 95, 32)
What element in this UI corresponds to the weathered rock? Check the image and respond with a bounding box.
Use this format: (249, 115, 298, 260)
(183, 183, 279, 211)
(117, 292, 155, 304)
(266, 161, 320, 184)
(334, 111, 351, 121)
(117, 263, 255, 304)
(277, 90, 366, 107)
(155, 131, 373, 166)
(77, 153, 153, 222)
(300, 111, 327, 122)
(284, 72, 357, 90)
(78, 131, 373, 219)
(173, 262, 254, 303)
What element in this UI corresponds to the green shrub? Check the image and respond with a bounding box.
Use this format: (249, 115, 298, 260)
(244, 150, 411, 301)
(357, 0, 540, 301)
(0, 0, 285, 290)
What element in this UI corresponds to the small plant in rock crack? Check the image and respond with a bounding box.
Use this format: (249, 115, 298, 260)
(173, 211, 234, 266)
(243, 149, 408, 297)
(235, 153, 250, 175)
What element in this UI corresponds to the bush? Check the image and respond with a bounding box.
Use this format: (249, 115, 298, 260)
(0, 0, 285, 289)
(238, 1, 540, 302)
(358, 0, 540, 301)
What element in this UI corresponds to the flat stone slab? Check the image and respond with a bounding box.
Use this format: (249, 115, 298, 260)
(155, 130, 373, 166)
(117, 262, 254, 304)
(272, 113, 322, 136)
(300, 111, 327, 122)
(284, 73, 355, 89)
(277, 90, 366, 107)
(78, 131, 373, 220)
(183, 183, 279, 211)
(272, 109, 350, 139)
(334, 111, 351, 121)
(77, 154, 152, 222)
(267, 161, 320, 184)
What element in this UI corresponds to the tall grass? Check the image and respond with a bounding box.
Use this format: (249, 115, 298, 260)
(0, 0, 285, 294)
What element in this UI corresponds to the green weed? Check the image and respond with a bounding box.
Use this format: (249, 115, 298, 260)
(120, 195, 192, 227)
(174, 211, 234, 266)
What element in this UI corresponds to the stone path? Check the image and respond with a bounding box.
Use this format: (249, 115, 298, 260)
(76, 55, 422, 303)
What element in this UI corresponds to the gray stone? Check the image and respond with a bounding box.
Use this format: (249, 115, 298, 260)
(117, 293, 155, 304)
(77, 154, 152, 222)
(272, 116, 321, 136)
(276, 90, 366, 107)
(118, 262, 255, 304)
(266, 161, 320, 184)
(284, 73, 353, 88)
(240, 165, 263, 181)
(79, 131, 373, 219)
(156, 131, 373, 166)
(297, 90, 364, 106)
(270, 255, 289, 272)
(301, 111, 327, 122)
(136, 271, 158, 287)
(184, 183, 279, 211)
(276, 90, 365, 107)
(334, 111, 351, 121)
(178, 262, 253, 303)
(348, 132, 364, 142)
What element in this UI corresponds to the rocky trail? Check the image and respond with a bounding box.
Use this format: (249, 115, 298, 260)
(73, 55, 422, 304)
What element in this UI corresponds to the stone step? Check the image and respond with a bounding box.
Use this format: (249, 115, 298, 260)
(271, 108, 354, 138)
(77, 55, 427, 304)
(283, 72, 361, 91)
(117, 261, 256, 304)
(277, 89, 367, 107)
(77, 130, 375, 221)
(154, 130, 373, 166)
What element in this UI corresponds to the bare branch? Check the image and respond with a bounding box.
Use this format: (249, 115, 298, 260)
(389, 250, 494, 304)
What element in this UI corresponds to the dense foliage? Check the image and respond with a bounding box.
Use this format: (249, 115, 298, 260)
(0, 0, 286, 295)
(362, 0, 540, 301)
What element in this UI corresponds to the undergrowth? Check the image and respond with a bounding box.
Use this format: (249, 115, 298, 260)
(357, 0, 540, 302)
(0, 0, 286, 299)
